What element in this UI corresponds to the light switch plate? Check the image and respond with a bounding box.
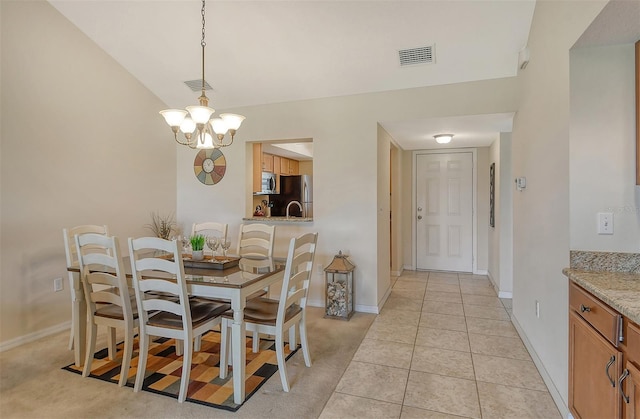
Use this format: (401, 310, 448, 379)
(597, 212, 614, 235)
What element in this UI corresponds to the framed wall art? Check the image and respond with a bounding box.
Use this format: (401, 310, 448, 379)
(490, 162, 495, 228)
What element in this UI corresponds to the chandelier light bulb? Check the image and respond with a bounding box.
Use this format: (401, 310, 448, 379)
(210, 118, 228, 135)
(159, 109, 187, 128)
(180, 117, 196, 134)
(196, 132, 215, 149)
(186, 105, 215, 124)
(220, 113, 245, 131)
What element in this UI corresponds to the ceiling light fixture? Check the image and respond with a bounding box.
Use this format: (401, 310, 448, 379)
(159, 0, 245, 149)
(434, 134, 453, 144)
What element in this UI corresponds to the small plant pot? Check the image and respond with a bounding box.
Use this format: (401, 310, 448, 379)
(191, 250, 204, 261)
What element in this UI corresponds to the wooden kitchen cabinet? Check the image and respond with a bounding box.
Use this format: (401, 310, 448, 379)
(621, 322, 640, 419)
(252, 143, 262, 193)
(262, 153, 274, 172)
(279, 157, 290, 175)
(273, 155, 281, 174)
(569, 310, 622, 419)
(288, 159, 299, 174)
(620, 362, 640, 419)
(568, 281, 640, 419)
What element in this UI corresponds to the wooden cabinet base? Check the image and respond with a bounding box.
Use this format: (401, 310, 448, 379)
(569, 311, 621, 419)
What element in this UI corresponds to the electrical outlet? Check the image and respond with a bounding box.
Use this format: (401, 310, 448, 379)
(53, 277, 63, 292)
(535, 300, 540, 318)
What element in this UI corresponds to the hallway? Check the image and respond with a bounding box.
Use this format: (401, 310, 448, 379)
(320, 270, 562, 418)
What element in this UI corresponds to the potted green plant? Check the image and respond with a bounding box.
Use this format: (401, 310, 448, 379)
(190, 234, 205, 261)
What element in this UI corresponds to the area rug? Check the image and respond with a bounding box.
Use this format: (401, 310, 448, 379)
(62, 331, 298, 411)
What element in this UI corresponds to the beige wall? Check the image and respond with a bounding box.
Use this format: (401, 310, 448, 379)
(570, 43, 639, 251)
(488, 133, 513, 296)
(376, 124, 392, 305)
(476, 147, 489, 273)
(390, 142, 403, 276)
(0, 1, 175, 345)
(510, 0, 608, 414)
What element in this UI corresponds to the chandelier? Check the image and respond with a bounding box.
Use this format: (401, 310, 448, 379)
(159, 0, 245, 149)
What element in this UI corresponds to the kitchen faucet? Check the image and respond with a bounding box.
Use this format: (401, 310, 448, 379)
(286, 200, 303, 218)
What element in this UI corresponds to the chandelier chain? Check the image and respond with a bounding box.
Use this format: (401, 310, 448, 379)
(201, 0, 206, 48)
(200, 0, 206, 94)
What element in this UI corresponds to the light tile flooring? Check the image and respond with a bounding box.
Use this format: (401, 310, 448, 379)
(319, 270, 562, 419)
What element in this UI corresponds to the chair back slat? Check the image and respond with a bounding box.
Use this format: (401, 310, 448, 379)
(90, 291, 122, 306)
(142, 298, 183, 317)
(135, 257, 179, 275)
(136, 278, 180, 294)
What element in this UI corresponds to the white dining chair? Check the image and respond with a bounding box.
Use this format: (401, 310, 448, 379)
(75, 233, 137, 387)
(62, 225, 113, 356)
(128, 236, 230, 403)
(236, 223, 277, 349)
(220, 232, 318, 392)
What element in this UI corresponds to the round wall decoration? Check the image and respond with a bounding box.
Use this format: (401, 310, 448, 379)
(193, 148, 226, 185)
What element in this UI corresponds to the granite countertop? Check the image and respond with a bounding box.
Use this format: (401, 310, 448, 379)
(242, 216, 313, 223)
(564, 268, 640, 325)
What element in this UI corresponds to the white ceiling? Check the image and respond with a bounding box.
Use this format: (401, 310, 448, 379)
(49, 0, 539, 150)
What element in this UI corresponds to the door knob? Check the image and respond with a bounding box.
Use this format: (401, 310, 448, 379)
(417, 215, 422, 220)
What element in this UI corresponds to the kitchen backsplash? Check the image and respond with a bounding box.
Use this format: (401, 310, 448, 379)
(570, 250, 640, 273)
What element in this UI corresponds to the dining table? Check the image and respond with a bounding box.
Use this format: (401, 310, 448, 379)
(67, 253, 286, 405)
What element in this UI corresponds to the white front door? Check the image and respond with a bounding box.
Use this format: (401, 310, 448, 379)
(416, 152, 473, 272)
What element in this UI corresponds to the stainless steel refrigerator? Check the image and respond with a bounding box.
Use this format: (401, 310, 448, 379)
(270, 175, 313, 218)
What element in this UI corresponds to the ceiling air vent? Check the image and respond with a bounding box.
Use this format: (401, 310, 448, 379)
(184, 79, 212, 92)
(399, 45, 435, 66)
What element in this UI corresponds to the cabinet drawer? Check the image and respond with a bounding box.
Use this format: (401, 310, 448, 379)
(570, 282, 621, 346)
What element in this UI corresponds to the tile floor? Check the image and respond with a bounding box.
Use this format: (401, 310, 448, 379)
(319, 270, 562, 419)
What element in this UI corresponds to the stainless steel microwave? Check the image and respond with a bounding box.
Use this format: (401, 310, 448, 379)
(261, 172, 277, 194)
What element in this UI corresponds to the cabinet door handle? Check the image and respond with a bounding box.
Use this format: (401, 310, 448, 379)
(619, 369, 630, 403)
(580, 304, 591, 313)
(605, 355, 616, 387)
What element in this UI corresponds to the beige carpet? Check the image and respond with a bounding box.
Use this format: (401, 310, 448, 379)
(0, 306, 375, 418)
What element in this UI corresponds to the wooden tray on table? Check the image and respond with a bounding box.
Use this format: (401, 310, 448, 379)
(161, 254, 240, 270)
(183, 255, 240, 270)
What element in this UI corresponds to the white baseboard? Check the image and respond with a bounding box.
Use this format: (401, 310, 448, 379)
(391, 268, 404, 277)
(307, 299, 324, 309)
(378, 284, 392, 311)
(487, 271, 513, 299)
(474, 269, 488, 275)
(511, 314, 569, 419)
(0, 321, 70, 353)
(310, 299, 380, 315)
(403, 264, 415, 271)
(355, 304, 380, 314)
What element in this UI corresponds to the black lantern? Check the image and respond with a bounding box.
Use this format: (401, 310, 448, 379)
(324, 251, 355, 320)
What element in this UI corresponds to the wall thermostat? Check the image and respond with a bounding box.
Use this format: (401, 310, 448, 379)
(515, 177, 527, 191)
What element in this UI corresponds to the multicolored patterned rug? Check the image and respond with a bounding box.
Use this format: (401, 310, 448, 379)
(62, 331, 298, 411)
